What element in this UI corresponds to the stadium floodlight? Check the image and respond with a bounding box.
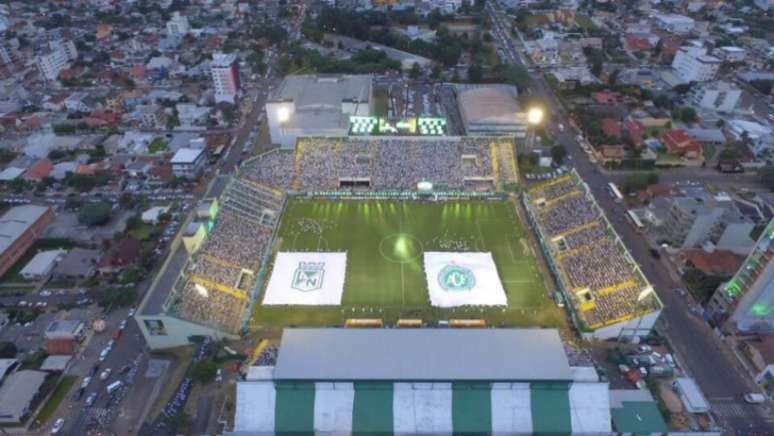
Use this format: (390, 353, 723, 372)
(276, 107, 290, 124)
(527, 107, 544, 126)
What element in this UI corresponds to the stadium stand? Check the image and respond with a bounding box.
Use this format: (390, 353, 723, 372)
(241, 137, 508, 191)
(524, 171, 661, 335)
(165, 177, 284, 335)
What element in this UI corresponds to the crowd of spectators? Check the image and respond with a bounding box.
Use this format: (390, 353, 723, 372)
(241, 137, 500, 191)
(538, 194, 599, 236)
(526, 174, 660, 329)
(169, 181, 283, 335)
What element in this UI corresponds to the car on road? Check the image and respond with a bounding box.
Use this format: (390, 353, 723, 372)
(81, 376, 92, 389)
(51, 418, 65, 434)
(99, 348, 110, 362)
(743, 393, 766, 404)
(119, 319, 127, 330)
(40, 290, 52, 297)
(106, 380, 123, 394)
(100, 368, 112, 381)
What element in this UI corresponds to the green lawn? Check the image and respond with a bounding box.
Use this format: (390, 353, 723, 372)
(251, 199, 563, 328)
(31, 375, 76, 429)
(148, 138, 168, 154)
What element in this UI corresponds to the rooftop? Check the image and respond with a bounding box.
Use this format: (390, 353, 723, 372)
(273, 328, 573, 381)
(269, 75, 372, 110)
(170, 147, 204, 164)
(0, 205, 51, 255)
(211, 52, 237, 68)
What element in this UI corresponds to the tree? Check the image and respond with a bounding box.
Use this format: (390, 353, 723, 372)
(0, 341, 17, 358)
(78, 201, 112, 226)
(191, 360, 217, 384)
(467, 63, 483, 83)
(430, 64, 442, 80)
(409, 62, 422, 79)
(550, 145, 567, 165)
(759, 167, 774, 191)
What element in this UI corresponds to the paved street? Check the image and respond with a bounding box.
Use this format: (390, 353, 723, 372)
(485, 1, 773, 433)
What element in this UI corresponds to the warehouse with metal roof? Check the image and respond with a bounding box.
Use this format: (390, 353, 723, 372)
(230, 328, 613, 435)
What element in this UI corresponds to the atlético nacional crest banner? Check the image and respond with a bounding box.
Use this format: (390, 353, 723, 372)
(263, 252, 347, 305)
(423, 252, 508, 307)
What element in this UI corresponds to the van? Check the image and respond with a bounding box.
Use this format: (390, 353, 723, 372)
(743, 393, 766, 404)
(106, 380, 123, 395)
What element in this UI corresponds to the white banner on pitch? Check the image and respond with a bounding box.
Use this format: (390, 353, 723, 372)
(424, 252, 507, 307)
(262, 252, 347, 306)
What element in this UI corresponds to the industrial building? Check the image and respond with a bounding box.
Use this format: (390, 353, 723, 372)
(266, 75, 373, 148)
(231, 328, 614, 435)
(456, 85, 527, 138)
(0, 205, 55, 277)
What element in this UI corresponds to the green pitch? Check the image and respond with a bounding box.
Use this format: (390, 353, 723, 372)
(250, 199, 564, 328)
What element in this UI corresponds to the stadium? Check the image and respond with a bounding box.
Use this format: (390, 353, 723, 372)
(136, 74, 661, 349)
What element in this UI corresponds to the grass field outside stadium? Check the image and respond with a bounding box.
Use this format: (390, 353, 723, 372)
(250, 198, 564, 328)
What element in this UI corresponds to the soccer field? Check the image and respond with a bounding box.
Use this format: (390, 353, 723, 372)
(250, 199, 564, 328)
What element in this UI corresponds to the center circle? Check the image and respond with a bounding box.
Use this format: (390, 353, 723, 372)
(378, 233, 423, 264)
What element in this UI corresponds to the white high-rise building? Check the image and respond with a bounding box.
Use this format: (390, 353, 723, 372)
(210, 53, 239, 104)
(166, 12, 190, 36)
(672, 45, 720, 83)
(36, 39, 78, 81)
(691, 81, 742, 113)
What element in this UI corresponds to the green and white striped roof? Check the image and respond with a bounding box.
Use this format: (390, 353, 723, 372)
(234, 379, 612, 434)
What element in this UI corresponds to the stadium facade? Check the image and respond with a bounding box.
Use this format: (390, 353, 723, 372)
(266, 75, 373, 149)
(709, 218, 774, 332)
(523, 171, 663, 340)
(455, 84, 528, 137)
(229, 328, 615, 435)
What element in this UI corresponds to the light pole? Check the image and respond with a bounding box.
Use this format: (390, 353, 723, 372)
(526, 106, 544, 149)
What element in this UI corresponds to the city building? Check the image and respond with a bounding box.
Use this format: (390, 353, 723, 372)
(166, 11, 190, 36)
(690, 81, 742, 113)
(19, 249, 66, 280)
(52, 247, 101, 279)
(716, 46, 747, 62)
(210, 52, 240, 104)
(456, 85, 527, 137)
(231, 328, 613, 435)
(0, 370, 47, 423)
(45, 319, 85, 355)
(0, 205, 55, 277)
(709, 219, 774, 332)
(661, 193, 755, 252)
(672, 45, 721, 83)
(266, 75, 373, 148)
(35, 39, 78, 81)
(171, 147, 206, 179)
(654, 13, 696, 34)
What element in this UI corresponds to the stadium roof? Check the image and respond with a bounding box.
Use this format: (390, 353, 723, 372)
(458, 85, 523, 126)
(269, 75, 371, 111)
(274, 328, 573, 381)
(0, 205, 50, 255)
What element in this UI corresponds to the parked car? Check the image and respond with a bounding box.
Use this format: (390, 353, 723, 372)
(80, 376, 92, 389)
(85, 392, 98, 407)
(100, 368, 112, 381)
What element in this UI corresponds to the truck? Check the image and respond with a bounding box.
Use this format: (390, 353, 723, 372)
(672, 378, 710, 413)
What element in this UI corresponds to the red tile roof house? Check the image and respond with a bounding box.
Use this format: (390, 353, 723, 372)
(626, 118, 646, 146)
(592, 91, 623, 105)
(681, 248, 743, 277)
(22, 158, 54, 180)
(661, 129, 703, 159)
(601, 118, 623, 138)
(625, 35, 652, 51)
